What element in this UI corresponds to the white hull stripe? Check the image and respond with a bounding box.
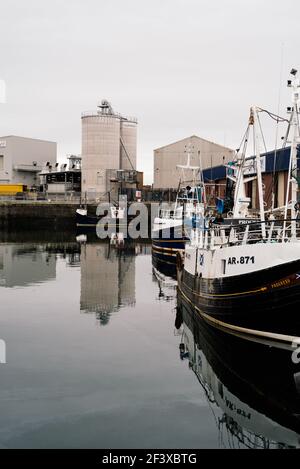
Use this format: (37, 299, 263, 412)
(152, 248, 178, 257)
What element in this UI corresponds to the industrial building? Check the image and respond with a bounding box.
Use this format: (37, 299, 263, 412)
(81, 100, 139, 200)
(0, 136, 57, 191)
(153, 135, 235, 189)
(39, 155, 82, 196)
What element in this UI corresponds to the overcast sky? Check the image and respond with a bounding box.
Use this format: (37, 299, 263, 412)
(0, 0, 299, 183)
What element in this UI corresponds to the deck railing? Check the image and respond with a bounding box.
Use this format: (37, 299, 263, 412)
(190, 218, 300, 248)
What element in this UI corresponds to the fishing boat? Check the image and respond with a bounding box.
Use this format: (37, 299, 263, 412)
(76, 203, 126, 227)
(152, 143, 206, 272)
(178, 70, 300, 336)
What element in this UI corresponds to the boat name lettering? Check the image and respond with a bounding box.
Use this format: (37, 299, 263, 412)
(238, 220, 252, 225)
(227, 256, 255, 265)
(271, 278, 290, 289)
(224, 397, 251, 420)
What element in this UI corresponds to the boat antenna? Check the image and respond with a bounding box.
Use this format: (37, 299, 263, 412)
(271, 43, 284, 211)
(250, 106, 266, 238)
(283, 68, 300, 239)
(198, 150, 206, 204)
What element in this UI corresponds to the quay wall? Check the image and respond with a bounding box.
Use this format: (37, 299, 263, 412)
(0, 201, 156, 230)
(0, 201, 97, 229)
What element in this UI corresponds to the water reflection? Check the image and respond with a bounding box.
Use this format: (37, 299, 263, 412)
(152, 266, 177, 302)
(1, 230, 299, 448)
(80, 242, 137, 325)
(176, 291, 300, 449)
(152, 254, 177, 280)
(0, 243, 79, 288)
(74, 234, 151, 325)
(0, 233, 152, 327)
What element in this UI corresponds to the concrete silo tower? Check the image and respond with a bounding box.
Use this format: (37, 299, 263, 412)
(81, 100, 137, 199)
(120, 119, 137, 171)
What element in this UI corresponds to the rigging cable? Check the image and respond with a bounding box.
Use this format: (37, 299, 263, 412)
(271, 45, 284, 210)
(257, 108, 288, 123)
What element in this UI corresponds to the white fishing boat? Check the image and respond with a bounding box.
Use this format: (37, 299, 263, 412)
(178, 70, 300, 335)
(152, 143, 206, 272)
(76, 204, 126, 227)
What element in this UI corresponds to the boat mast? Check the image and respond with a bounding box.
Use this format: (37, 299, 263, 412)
(197, 150, 206, 205)
(226, 115, 257, 221)
(176, 142, 203, 202)
(230, 153, 249, 219)
(173, 143, 194, 214)
(177, 142, 196, 178)
(251, 106, 266, 239)
(284, 69, 300, 239)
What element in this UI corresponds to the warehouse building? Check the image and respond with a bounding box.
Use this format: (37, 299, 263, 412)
(153, 135, 235, 189)
(81, 100, 139, 200)
(0, 136, 57, 191)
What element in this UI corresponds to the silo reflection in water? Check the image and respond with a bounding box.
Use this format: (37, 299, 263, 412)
(80, 242, 136, 325)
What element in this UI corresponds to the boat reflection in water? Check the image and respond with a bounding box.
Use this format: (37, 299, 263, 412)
(152, 251, 177, 280)
(152, 264, 177, 302)
(176, 291, 300, 449)
(151, 249, 177, 302)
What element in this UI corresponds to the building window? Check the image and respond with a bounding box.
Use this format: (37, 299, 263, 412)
(0, 155, 3, 171)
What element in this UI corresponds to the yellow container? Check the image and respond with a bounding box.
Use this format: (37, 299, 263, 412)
(0, 184, 26, 195)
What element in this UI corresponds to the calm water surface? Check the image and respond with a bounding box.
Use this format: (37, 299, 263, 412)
(0, 231, 299, 449)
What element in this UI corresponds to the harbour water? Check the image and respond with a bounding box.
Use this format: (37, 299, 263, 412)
(0, 230, 299, 449)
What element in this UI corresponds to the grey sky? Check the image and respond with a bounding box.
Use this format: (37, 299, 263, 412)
(0, 0, 299, 183)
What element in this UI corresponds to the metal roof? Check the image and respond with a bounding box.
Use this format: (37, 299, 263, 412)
(203, 146, 300, 181)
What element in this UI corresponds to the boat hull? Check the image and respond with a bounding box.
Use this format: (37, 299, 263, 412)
(76, 210, 134, 228)
(152, 224, 187, 273)
(76, 211, 100, 227)
(178, 257, 300, 336)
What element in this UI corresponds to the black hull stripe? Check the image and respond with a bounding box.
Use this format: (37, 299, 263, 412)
(182, 258, 300, 296)
(177, 283, 300, 346)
